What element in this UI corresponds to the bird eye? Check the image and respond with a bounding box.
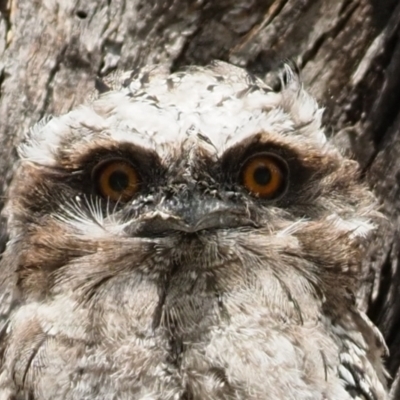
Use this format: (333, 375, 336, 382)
(94, 160, 139, 202)
(241, 153, 288, 199)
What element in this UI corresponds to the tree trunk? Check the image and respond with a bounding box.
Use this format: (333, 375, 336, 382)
(1, 0, 400, 395)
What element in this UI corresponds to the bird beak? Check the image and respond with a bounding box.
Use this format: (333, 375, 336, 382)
(133, 196, 256, 237)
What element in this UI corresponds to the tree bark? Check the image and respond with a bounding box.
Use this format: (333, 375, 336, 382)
(1, 0, 400, 395)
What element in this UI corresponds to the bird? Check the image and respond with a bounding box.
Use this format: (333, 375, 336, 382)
(0, 61, 389, 400)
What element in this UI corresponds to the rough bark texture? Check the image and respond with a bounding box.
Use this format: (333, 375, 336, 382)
(1, 0, 400, 396)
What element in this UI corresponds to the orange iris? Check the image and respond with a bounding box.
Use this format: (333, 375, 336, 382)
(241, 154, 287, 199)
(96, 160, 139, 202)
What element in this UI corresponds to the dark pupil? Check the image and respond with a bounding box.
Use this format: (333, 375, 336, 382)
(253, 166, 271, 185)
(108, 171, 129, 192)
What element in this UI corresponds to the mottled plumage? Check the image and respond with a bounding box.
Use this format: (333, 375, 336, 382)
(0, 61, 388, 399)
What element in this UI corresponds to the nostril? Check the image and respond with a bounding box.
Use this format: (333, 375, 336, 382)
(75, 10, 88, 19)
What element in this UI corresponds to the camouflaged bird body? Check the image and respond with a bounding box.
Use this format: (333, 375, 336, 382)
(0, 62, 388, 399)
